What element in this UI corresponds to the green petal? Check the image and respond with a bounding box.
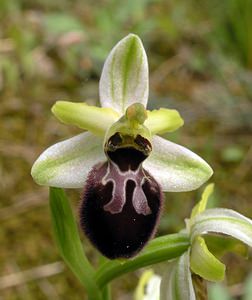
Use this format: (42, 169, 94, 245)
(99, 34, 149, 114)
(191, 208, 252, 247)
(160, 251, 196, 300)
(145, 108, 184, 135)
(190, 236, 225, 282)
(191, 183, 215, 219)
(144, 136, 213, 192)
(31, 132, 105, 188)
(52, 101, 119, 136)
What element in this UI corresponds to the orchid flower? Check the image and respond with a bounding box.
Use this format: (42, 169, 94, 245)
(31, 34, 212, 259)
(160, 184, 252, 300)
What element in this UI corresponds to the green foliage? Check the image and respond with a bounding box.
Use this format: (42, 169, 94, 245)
(43, 13, 84, 35)
(244, 273, 252, 300)
(209, 283, 233, 300)
(208, 273, 252, 300)
(204, 0, 252, 69)
(221, 146, 245, 163)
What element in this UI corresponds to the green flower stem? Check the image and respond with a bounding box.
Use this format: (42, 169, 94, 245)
(99, 256, 112, 300)
(49, 188, 102, 300)
(101, 285, 112, 300)
(95, 233, 190, 289)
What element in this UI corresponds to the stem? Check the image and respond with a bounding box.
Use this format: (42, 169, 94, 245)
(50, 188, 102, 300)
(192, 274, 207, 300)
(95, 233, 190, 288)
(101, 285, 112, 300)
(99, 256, 112, 300)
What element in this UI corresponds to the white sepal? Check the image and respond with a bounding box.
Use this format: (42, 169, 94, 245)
(99, 34, 149, 114)
(31, 132, 106, 188)
(144, 136, 213, 192)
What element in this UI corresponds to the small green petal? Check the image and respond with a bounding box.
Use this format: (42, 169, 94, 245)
(52, 101, 119, 136)
(190, 236, 225, 282)
(145, 108, 184, 135)
(191, 183, 215, 220)
(99, 34, 149, 114)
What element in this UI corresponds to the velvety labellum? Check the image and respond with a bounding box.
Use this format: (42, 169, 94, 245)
(80, 141, 163, 259)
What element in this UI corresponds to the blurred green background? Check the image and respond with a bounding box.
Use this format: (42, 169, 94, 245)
(0, 0, 252, 299)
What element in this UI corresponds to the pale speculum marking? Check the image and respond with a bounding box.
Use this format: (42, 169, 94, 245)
(102, 161, 151, 216)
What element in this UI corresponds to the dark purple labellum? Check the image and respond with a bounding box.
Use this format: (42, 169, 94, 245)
(80, 134, 163, 259)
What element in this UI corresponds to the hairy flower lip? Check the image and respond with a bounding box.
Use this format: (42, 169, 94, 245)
(80, 157, 164, 259)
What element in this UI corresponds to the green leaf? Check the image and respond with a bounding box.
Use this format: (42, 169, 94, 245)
(99, 34, 149, 114)
(95, 233, 190, 288)
(49, 187, 102, 300)
(52, 101, 119, 136)
(145, 108, 184, 135)
(160, 251, 196, 300)
(190, 208, 252, 248)
(190, 236, 225, 282)
(144, 135, 213, 192)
